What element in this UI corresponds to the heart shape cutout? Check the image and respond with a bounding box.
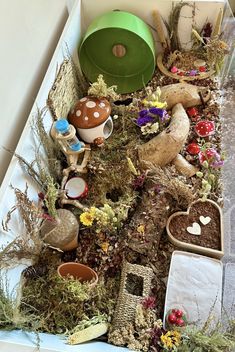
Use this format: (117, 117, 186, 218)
(199, 216, 211, 225)
(166, 199, 224, 259)
(187, 222, 201, 235)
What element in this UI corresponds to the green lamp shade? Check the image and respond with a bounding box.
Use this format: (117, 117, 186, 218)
(79, 11, 156, 94)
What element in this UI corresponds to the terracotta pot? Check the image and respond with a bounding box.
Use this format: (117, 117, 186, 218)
(40, 209, 79, 251)
(57, 262, 98, 287)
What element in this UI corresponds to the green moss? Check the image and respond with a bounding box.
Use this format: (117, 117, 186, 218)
(21, 270, 118, 334)
(178, 324, 235, 352)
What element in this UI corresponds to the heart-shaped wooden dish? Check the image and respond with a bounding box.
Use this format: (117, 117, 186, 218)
(166, 199, 224, 259)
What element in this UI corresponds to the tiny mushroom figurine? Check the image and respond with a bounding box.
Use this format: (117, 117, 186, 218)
(68, 96, 113, 146)
(195, 120, 215, 137)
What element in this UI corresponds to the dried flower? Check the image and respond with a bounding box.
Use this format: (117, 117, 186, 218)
(101, 242, 109, 253)
(199, 148, 224, 168)
(141, 122, 159, 135)
(137, 224, 145, 234)
(137, 114, 154, 127)
(139, 109, 149, 117)
(202, 22, 212, 38)
(38, 192, 45, 200)
(133, 174, 146, 190)
(142, 296, 156, 310)
(142, 87, 167, 109)
(160, 330, 181, 350)
(149, 107, 164, 117)
(41, 213, 54, 222)
(80, 211, 94, 226)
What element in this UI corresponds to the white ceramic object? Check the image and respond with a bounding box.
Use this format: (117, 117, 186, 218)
(77, 115, 113, 144)
(65, 177, 88, 199)
(164, 251, 223, 328)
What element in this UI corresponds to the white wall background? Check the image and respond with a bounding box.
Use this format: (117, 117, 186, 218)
(0, 0, 69, 184)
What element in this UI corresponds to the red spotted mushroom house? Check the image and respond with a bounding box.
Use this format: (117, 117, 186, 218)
(68, 96, 113, 145)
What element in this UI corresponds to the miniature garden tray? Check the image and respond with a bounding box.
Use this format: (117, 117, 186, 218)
(0, 0, 235, 351)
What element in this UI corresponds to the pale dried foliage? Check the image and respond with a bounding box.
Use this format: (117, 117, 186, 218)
(88, 74, 120, 101)
(1, 186, 43, 267)
(146, 164, 195, 209)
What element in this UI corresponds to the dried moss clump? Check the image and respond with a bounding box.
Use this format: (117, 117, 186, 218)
(178, 322, 235, 351)
(88, 74, 119, 101)
(0, 276, 38, 331)
(21, 270, 118, 334)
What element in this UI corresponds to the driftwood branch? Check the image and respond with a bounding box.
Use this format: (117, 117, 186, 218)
(160, 83, 211, 109)
(138, 103, 189, 167)
(138, 103, 198, 177)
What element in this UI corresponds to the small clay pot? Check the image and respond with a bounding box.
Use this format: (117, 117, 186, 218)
(57, 262, 98, 287)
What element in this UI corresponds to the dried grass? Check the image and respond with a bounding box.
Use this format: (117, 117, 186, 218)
(1, 186, 43, 267)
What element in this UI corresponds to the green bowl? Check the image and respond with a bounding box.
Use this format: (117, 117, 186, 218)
(79, 11, 155, 94)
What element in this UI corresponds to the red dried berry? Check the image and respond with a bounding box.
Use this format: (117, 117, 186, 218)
(187, 142, 200, 155)
(175, 309, 183, 318)
(176, 318, 185, 327)
(168, 313, 177, 324)
(186, 107, 199, 118)
(199, 66, 206, 72)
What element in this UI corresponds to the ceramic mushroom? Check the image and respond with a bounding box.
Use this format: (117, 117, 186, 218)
(68, 96, 113, 146)
(195, 120, 215, 137)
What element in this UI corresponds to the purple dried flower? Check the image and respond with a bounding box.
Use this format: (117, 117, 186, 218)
(211, 160, 224, 168)
(161, 110, 169, 122)
(38, 192, 45, 200)
(150, 326, 166, 349)
(142, 296, 156, 310)
(202, 22, 212, 38)
(133, 174, 146, 190)
(149, 107, 169, 122)
(136, 114, 154, 126)
(149, 107, 165, 117)
(189, 70, 198, 76)
(139, 109, 149, 118)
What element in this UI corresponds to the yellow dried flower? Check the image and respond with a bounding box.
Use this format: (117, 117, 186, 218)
(161, 333, 173, 349)
(219, 40, 228, 50)
(101, 242, 109, 253)
(142, 87, 167, 109)
(89, 207, 97, 216)
(80, 212, 94, 226)
(160, 330, 181, 350)
(137, 224, 145, 234)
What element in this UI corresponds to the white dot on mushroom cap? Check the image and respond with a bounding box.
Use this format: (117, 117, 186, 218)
(99, 102, 106, 108)
(80, 97, 87, 102)
(76, 110, 81, 117)
(94, 112, 100, 118)
(84, 116, 89, 121)
(86, 101, 96, 108)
